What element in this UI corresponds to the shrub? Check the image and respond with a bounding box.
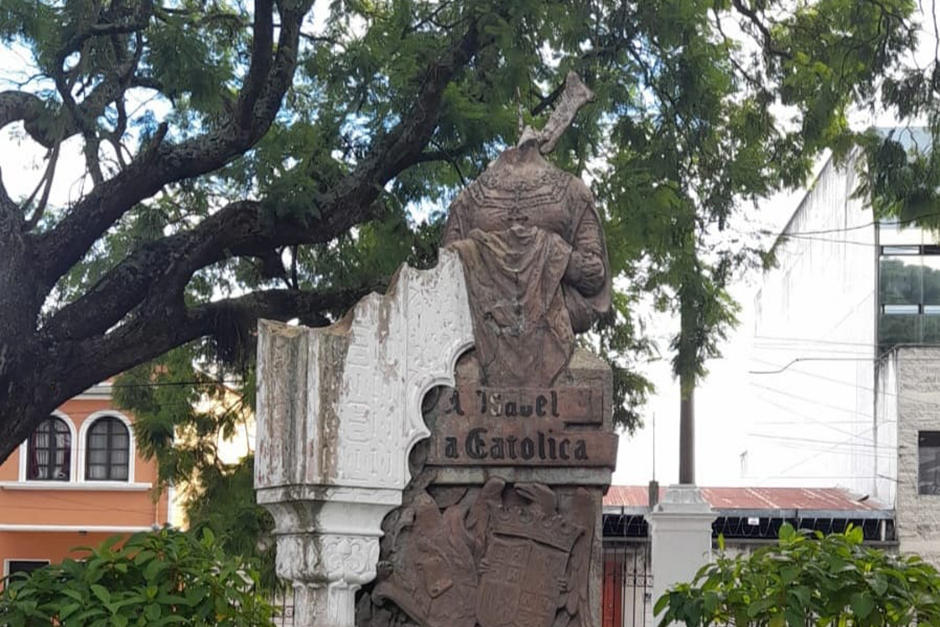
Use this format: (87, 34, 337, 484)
(0, 527, 275, 626)
(656, 523, 940, 626)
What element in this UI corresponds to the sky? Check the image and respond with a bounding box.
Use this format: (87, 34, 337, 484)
(2, 2, 938, 491)
(610, 186, 809, 489)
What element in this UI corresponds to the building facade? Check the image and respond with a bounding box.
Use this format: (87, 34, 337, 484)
(750, 135, 940, 562)
(0, 382, 170, 580)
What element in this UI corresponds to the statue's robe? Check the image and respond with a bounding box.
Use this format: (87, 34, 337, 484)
(442, 142, 610, 387)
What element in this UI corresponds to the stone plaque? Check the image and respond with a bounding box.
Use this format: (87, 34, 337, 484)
(425, 383, 617, 467)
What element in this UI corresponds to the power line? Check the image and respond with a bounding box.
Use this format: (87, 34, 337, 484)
(750, 394, 877, 443)
(747, 432, 895, 452)
(748, 357, 896, 396)
(749, 381, 873, 418)
(753, 334, 879, 348)
(749, 356, 875, 375)
(746, 211, 940, 238)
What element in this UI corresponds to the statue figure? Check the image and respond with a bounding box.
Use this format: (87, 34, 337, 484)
(443, 72, 610, 387)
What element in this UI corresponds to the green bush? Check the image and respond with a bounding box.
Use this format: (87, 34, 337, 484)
(656, 523, 940, 626)
(0, 527, 275, 626)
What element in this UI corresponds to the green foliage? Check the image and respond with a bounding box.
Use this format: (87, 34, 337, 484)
(0, 528, 276, 626)
(113, 344, 278, 591)
(655, 523, 940, 626)
(0, 0, 922, 436)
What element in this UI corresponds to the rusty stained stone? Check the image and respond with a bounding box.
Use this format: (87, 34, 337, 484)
(369, 479, 597, 627)
(442, 143, 611, 388)
(426, 420, 617, 468)
(439, 384, 604, 424)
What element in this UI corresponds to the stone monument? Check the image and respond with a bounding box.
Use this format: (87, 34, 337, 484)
(255, 72, 618, 627)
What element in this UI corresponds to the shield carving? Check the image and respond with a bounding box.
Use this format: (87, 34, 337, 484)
(476, 510, 582, 627)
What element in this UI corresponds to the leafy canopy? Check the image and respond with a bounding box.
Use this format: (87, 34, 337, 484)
(0, 0, 920, 464)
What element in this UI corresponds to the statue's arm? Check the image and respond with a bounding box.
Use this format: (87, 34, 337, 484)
(563, 204, 606, 297)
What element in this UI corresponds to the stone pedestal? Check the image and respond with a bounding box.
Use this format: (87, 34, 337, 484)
(357, 348, 617, 627)
(254, 250, 474, 627)
(645, 484, 716, 613)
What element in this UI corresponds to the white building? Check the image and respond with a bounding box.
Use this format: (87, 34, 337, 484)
(751, 134, 940, 559)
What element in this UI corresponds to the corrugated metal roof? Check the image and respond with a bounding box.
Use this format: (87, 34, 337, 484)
(604, 485, 887, 512)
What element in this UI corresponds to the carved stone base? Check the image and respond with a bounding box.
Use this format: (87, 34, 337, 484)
(356, 349, 614, 627)
(259, 497, 386, 627)
(292, 582, 358, 627)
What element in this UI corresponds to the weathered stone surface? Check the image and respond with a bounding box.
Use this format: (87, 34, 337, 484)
(365, 478, 597, 627)
(442, 74, 609, 388)
(255, 249, 474, 627)
(894, 347, 940, 565)
(357, 349, 612, 627)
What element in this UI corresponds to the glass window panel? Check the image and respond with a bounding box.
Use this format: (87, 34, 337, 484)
(88, 432, 107, 449)
(7, 561, 49, 576)
(925, 316, 940, 344)
(924, 256, 940, 306)
(879, 313, 921, 348)
(883, 245, 921, 255)
(85, 417, 129, 481)
(880, 223, 925, 246)
(27, 417, 70, 481)
(920, 431, 940, 494)
(881, 256, 923, 305)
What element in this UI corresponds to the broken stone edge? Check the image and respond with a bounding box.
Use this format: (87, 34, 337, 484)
(254, 248, 474, 627)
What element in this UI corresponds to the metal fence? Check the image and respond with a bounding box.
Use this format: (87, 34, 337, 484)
(602, 539, 653, 627)
(271, 594, 294, 627)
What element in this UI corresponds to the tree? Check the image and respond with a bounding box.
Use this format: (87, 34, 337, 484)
(655, 523, 940, 626)
(112, 346, 280, 591)
(0, 0, 920, 463)
(0, 527, 276, 625)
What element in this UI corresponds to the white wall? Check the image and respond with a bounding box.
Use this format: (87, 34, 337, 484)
(747, 153, 883, 498)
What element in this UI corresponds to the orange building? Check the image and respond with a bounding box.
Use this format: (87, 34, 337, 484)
(0, 382, 170, 579)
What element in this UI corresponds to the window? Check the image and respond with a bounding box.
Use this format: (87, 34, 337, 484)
(919, 431, 940, 494)
(85, 417, 130, 481)
(26, 416, 71, 481)
(879, 245, 940, 348)
(4, 560, 49, 578)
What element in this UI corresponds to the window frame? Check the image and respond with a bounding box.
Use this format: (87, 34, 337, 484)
(78, 411, 134, 483)
(17, 411, 76, 483)
(918, 430, 940, 495)
(2, 559, 50, 579)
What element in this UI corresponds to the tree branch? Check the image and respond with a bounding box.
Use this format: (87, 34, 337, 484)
(730, 0, 793, 60)
(42, 14, 485, 345)
(71, 284, 376, 392)
(35, 0, 316, 290)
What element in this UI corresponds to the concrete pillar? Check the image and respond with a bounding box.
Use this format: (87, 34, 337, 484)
(254, 250, 474, 627)
(645, 484, 716, 611)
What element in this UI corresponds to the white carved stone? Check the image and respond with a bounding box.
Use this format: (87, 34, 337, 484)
(255, 249, 474, 627)
(645, 484, 717, 622)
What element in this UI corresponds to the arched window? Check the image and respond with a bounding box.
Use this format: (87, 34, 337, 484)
(85, 417, 130, 481)
(26, 416, 71, 481)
